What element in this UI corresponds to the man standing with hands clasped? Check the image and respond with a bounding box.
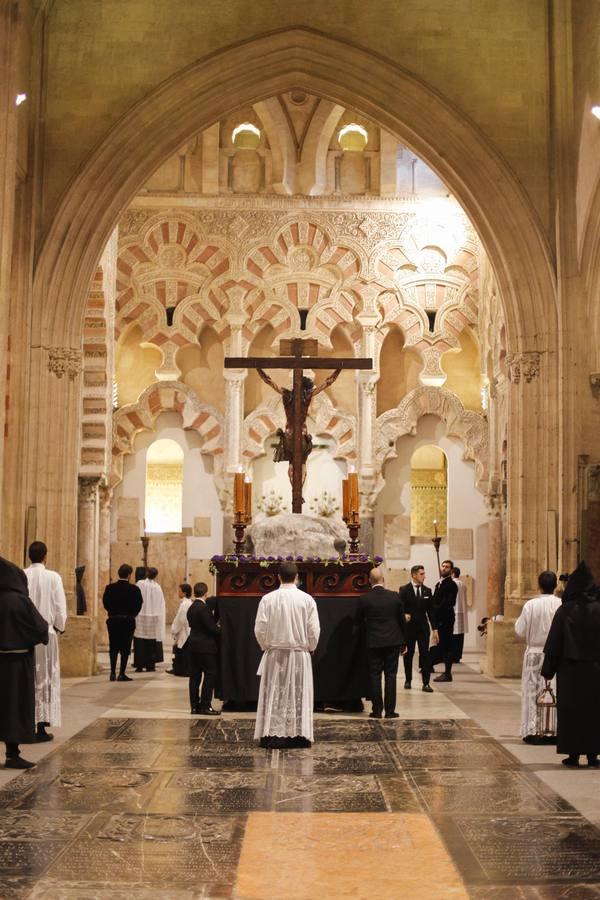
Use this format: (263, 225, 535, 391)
(399, 565, 436, 693)
(432, 559, 458, 683)
(359, 568, 407, 718)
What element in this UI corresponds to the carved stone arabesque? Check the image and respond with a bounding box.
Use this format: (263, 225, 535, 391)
(507, 352, 541, 384)
(47, 347, 82, 380)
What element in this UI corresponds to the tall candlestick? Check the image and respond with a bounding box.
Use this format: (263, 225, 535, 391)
(234, 472, 245, 516)
(342, 479, 349, 521)
(433, 519, 438, 539)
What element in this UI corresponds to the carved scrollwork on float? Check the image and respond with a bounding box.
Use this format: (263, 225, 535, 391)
(47, 347, 82, 380)
(507, 352, 541, 384)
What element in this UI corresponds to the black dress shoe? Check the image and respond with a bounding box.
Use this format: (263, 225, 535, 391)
(433, 674, 453, 682)
(5, 756, 35, 769)
(404, 681, 411, 690)
(134, 668, 143, 673)
(34, 731, 54, 743)
(562, 756, 580, 768)
(198, 707, 221, 716)
(117, 673, 132, 682)
(109, 672, 116, 682)
(587, 755, 599, 767)
(385, 712, 400, 719)
(422, 684, 434, 693)
(369, 711, 382, 719)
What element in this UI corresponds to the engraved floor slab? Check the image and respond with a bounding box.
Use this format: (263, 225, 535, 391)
(148, 771, 272, 814)
(48, 740, 164, 769)
(11, 769, 163, 812)
(155, 743, 275, 771)
(378, 718, 478, 742)
(44, 813, 246, 888)
(0, 812, 89, 878)
(274, 774, 388, 812)
(436, 814, 600, 884)
(409, 769, 575, 815)
(390, 739, 517, 770)
(279, 741, 398, 775)
(116, 718, 209, 742)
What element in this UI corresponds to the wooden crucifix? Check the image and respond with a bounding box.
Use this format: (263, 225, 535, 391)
(225, 338, 373, 513)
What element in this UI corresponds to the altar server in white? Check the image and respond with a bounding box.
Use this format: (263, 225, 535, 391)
(25, 541, 68, 741)
(134, 567, 166, 672)
(515, 570, 561, 743)
(254, 561, 320, 749)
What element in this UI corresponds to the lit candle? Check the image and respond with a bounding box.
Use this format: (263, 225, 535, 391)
(433, 519, 438, 539)
(348, 472, 359, 519)
(234, 472, 245, 516)
(244, 478, 252, 524)
(342, 479, 349, 521)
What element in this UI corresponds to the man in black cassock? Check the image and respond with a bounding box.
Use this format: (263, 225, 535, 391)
(103, 563, 143, 681)
(0, 555, 49, 768)
(431, 559, 458, 682)
(541, 560, 600, 768)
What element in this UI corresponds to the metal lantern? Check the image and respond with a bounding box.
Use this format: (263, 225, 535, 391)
(536, 680, 557, 739)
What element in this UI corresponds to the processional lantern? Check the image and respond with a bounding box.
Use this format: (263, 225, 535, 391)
(536, 680, 557, 740)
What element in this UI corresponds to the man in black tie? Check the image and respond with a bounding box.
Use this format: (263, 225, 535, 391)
(358, 568, 407, 719)
(399, 565, 436, 693)
(432, 559, 458, 683)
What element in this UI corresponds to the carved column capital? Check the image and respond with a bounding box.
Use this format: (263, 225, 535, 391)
(507, 352, 540, 384)
(47, 347, 82, 380)
(78, 476, 101, 504)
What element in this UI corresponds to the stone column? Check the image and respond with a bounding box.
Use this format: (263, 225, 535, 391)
(224, 369, 247, 473)
(97, 484, 113, 613)
(485, 509, 505, 617)
(357, 374, 378, 479)
(0, 3, 20, 529)
(77, 476, 100, 617)
(25, 346, 83, 610)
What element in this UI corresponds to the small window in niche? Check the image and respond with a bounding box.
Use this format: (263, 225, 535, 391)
(410, 445, 447, 539)
(338, 123, 368, 152)
(145, 438, 184, 533)
(232, 122, 261, 150)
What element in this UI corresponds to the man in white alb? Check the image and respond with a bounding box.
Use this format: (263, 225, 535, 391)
(451, 566, 469, 665)
(515, 570, 561, 743)
(24, 541, 68, 741)
(133, 567, 166, 672)
(254, 561, 320, 749)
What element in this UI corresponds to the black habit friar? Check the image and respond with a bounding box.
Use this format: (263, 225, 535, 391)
(0, 556, 49, 747)
(541, 561, 600, 761)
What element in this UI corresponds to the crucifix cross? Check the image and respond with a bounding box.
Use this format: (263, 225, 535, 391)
(225, 338, 373, 513)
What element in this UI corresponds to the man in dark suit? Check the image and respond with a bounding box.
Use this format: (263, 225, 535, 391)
(103, 564, 143, 682)
(358, 568, 407, 719)
(399, 564, 436, 693)
(432, 559, 458, 682)
(187, 581, 221, 715)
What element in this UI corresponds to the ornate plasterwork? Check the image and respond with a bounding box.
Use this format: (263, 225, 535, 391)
(111, 381, 224, 488)
(507, 352, 541, 384)
(376, 386, 488, 492)
(47, 347, 82, 380)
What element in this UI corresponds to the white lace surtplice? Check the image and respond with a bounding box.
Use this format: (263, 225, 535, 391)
(253, 584, 320, 742)
(515, 593, 561, 738)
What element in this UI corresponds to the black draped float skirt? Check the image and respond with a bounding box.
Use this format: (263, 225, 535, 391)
(0, 651, 36, 744)
(556, 659, 600, 756)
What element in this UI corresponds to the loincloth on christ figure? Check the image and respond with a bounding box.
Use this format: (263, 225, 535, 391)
(272, 428, 313, 464)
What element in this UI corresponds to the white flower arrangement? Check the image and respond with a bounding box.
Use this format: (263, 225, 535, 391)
(309, 491, 340, 518)
(257, 489, 287, 517)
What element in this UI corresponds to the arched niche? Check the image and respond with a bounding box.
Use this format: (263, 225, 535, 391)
(145, 437, 184, 533)
(410, 444, 448, 539)
(176, 326, 225, 414)
(314, 323, 355, 410)
(441, 326, 482, 412)
(377, 325, 422, 416)
(244, 324, 285, 414)
(115, 324, 163, 407)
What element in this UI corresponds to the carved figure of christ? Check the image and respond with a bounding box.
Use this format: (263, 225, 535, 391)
(224, 339, 373, 513)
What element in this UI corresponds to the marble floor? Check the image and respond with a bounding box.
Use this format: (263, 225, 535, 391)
(1, 653, 600, 898)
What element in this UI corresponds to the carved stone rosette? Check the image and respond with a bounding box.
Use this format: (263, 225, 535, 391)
(47, 347, 83, 380)
(507, 352, 541, 384)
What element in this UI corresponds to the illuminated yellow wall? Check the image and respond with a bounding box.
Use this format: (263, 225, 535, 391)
(177, 327, 226, 414)
(377, 327, 422, 416)
(442, 326, 481, 412)
(115, 325, 163, 406)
